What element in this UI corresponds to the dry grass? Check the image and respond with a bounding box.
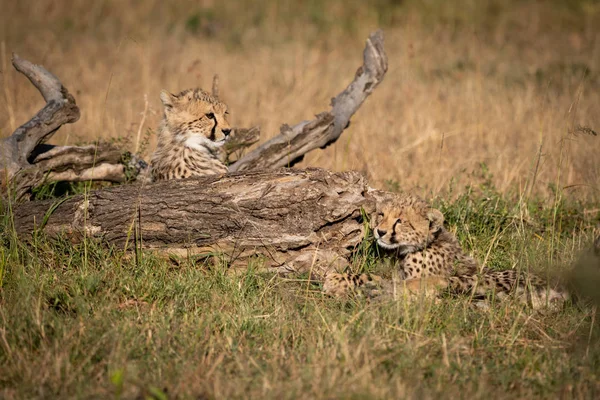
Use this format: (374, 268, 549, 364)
(1, 0, 599, 199)
(0, 221, 599, 399)
(2, 2, 600, 398)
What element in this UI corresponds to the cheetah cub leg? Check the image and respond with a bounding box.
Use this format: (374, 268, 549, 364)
(323, 273, 385, 298)
(322, 274, 450, 300)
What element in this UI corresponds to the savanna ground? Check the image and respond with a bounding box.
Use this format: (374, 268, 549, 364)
(2, 0, 600, 398)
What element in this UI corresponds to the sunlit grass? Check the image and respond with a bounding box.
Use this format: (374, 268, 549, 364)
(1, 178, 600, 398)
(2, 1, 600, 398)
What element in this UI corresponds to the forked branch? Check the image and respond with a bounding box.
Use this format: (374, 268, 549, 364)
(0, 55, 143, 198)
(1, 55, 81, 178)
(229, 30, 388, 172)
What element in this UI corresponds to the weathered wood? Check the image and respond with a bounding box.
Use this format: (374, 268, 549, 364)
(7, 54, 81, 163)
(13, 168, 391, 275)
(3, 142, 146, 200)
(0, 55, 139, 199)
(230, 30, 388, 172)
(1, 55, 80, 183)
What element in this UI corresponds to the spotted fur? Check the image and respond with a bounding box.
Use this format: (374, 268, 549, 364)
(150, 88, 231, 181)
(324, 195, 567, 308)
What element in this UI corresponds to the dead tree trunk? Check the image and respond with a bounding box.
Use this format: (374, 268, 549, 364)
(12, 168, 394, 275)
(2, 30, 387, 200)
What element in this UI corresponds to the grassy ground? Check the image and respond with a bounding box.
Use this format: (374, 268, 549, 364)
(2, 1, 600, 398)
(1, 178, 600, 399)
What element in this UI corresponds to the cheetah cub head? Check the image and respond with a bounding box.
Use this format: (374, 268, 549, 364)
(160, 88, 232, 150)
(373, 196, 444, 254)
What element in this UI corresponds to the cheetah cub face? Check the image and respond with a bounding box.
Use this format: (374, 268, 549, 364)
(160, 88, 232, 151)
(373, 198, 444, 254)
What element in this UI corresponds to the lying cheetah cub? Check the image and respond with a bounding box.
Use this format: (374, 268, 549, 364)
(324, 195, 567, 309)
(150, 88, 231, 181)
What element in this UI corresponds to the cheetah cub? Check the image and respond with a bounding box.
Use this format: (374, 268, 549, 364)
(324, 195, 567, 309)
(150, 88, 231, 181)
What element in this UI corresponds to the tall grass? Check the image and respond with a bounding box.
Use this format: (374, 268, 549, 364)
(1, 179, 599, 398)
(2, 1, 600, 398)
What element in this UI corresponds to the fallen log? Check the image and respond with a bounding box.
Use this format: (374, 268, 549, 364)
(12, 168, 394, 275)
(6, 30, 391, 276)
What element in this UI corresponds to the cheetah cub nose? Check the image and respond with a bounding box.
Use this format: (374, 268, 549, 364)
(376, 228, 387, 237)
(222, 128, 231, 137)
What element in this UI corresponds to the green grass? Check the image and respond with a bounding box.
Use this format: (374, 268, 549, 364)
(1, 179, 600, 399)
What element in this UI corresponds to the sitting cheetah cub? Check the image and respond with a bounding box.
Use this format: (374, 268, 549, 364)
(324, 195, 567, 309)
(150, 88, 231, 181)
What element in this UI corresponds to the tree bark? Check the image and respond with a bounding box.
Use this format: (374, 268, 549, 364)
(13, 168, 392, 275)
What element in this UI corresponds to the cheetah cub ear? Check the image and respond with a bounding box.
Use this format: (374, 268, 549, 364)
(160, 90, 177, 109)
(427, 208, 444, 232)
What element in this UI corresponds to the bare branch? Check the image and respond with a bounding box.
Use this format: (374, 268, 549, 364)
(8, 143, 145, 199)
(9, 54, 80, 164)
(0, 55, 142, 199)
(229, 30, 388, 172)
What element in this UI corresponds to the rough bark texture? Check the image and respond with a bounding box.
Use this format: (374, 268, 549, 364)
(13, 168, 392, 275)
(229, 30, 388, 172)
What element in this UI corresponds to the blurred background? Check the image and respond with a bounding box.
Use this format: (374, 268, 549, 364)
(1, 0, 599, 200)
